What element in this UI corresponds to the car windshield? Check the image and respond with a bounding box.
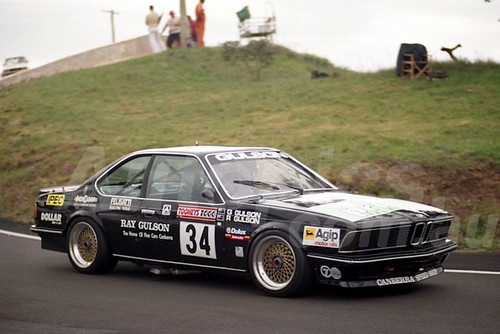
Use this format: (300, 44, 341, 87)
(4, 57, 27, 66)
(206, 150, 335, 198)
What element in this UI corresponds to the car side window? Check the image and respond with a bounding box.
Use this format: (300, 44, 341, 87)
(146, 155, 216, 203)
(97, 156, 151, 197)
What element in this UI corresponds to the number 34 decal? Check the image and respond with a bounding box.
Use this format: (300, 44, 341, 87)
(180, 221, 217, 259)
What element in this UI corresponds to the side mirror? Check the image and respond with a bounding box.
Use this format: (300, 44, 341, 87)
(201, 189, 215, 201)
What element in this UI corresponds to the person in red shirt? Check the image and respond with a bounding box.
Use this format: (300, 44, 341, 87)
(195, 0, 205, 47)
(188, 15, 197, 45)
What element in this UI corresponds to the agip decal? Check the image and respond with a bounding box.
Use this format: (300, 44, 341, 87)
(302, 226, 341, 248)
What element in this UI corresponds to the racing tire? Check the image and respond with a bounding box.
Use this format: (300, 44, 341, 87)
(67, 218, 117, 274)
(249, 230, 313, 297)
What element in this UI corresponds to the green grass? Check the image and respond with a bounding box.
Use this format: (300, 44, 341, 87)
(0, 46, 499, 248)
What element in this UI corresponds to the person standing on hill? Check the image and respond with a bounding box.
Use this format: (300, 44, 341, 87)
(188, 15, 197, 45)
(195, 0, 206, 47)
(162, 10, 181, 48)
(145, 5, 166, 53)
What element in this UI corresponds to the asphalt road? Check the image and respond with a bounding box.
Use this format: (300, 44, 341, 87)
(1, 220, 499, 334)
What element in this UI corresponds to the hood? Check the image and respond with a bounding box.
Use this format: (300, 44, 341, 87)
(269, 191, 447, 223)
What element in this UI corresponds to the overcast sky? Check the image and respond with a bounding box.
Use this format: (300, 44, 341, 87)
(1, 0, 499, 72)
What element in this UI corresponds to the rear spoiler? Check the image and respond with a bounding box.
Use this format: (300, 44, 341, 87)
(39, 185, 81, 195)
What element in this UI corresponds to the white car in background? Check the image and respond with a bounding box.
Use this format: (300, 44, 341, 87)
(2, 56, 29, 77)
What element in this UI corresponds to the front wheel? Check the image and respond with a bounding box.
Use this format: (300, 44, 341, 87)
(67, 218, 117, 274)
(249, 230, 313, 297)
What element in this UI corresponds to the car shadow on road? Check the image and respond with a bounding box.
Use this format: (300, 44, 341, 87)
(308, 281, 437, 300)
(110, 262, 258, 292)
(104, 262, 438, 300)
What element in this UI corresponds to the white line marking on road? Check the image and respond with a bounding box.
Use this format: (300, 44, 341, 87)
(1, 229, 499, 275)
(0, 229, 41, 241)
(445, 269, 500, 276)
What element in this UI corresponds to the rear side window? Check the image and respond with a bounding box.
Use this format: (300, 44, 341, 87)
(97, 156, 151, 197)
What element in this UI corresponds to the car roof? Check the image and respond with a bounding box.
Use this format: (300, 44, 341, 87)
(132, 146, 278, 157)
(3, 56, 28, 65)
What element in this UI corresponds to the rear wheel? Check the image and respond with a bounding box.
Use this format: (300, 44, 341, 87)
(67, 218, 117, 274)
(249, 230, 313, 297)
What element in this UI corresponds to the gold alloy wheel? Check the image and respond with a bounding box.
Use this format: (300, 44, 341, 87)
(77, 225, 98, 262)
(253, 235, 296, 291)
(69, 222, 99, 268)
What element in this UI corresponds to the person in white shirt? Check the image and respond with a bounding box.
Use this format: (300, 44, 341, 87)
(145, 5, 166, 53)
(162, 11, 181, 48)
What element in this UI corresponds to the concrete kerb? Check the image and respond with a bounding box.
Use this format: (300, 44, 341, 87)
(0, 35, 156, 88)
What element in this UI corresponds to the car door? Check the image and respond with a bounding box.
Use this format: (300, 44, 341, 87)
(139, 154, 226, 268)
(95, 154, 152, 257)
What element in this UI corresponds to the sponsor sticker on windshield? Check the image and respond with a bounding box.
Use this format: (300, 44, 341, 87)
(212, 151, 288, 161)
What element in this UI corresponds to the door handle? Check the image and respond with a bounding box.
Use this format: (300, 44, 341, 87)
(141, 209, 156, 217)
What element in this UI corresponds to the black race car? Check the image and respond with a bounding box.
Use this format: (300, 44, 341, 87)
(31, 146, 457, 296)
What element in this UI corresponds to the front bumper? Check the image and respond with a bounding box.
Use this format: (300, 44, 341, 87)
(308, 240, 457, 287)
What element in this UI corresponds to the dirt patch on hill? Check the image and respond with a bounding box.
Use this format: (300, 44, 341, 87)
(334, 161, 499, 248)
(423, 163, 499, 218)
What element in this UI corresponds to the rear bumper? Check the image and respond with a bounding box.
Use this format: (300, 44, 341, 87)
(308, 240, 457, 287)
(30, 226, 66, 252)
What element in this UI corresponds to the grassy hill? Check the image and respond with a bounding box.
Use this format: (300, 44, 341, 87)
(0, 45, 498, 248)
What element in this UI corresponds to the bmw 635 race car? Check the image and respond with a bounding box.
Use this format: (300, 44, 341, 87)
(31, 146, 457, 296)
